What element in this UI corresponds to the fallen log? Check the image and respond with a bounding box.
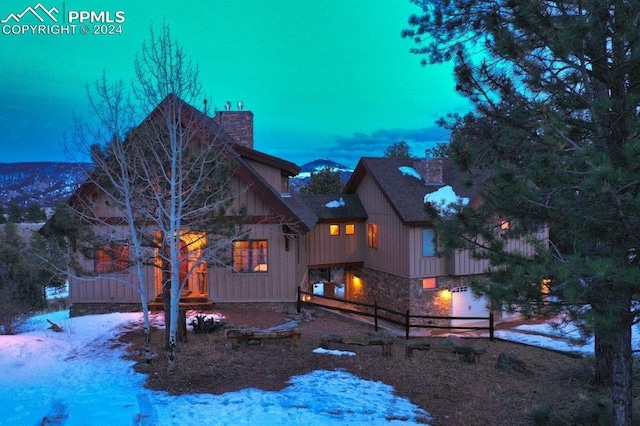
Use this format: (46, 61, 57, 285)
(225, 327, 301, 348)
(320, 333, 394, 356)
(47, 319, 63, 333)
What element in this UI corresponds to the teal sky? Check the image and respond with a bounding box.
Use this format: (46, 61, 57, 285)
(0, 0, 470, 168)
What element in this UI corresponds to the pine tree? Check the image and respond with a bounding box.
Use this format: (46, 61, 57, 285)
(405, 1, 640, 423)
(300, 166, 344, 195)
(383, 141, 412, 158)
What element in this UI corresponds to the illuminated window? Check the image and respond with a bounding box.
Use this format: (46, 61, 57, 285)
(501, 221, 510, 230)
(422, 228, 436, 257)
(95, 242, 129, 273)
(368, 224, 378, 248)
(233, 240, 268, 272)
(345, 223, 355, 235)
(329, 224, 340, 236)
(422, 278, 437, 289)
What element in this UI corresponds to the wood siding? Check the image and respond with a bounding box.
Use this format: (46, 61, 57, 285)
(308, 222, 365, 267)
(245, 159, 285, 193)
(355, 174, 411, 277)
(407, 226, 448, 278)
(208, 225, 299, 302)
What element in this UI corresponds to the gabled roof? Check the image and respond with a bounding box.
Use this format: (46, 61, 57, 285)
(298, 194, 367, 222)
(43, 94, 312, 234)
(344, 157, 481, 226)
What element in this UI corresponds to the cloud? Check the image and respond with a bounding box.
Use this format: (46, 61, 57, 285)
(258, 125, 450, 169)
(328, 125, 450, 167)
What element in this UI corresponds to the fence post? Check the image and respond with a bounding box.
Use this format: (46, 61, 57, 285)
(296, 286, 301, 313)
(489, 311, 494, 341)
(405, 310, 410, 339)
(374, 301, 378, 332)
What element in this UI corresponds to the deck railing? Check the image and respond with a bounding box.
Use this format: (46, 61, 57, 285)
(297, 286, 494, 340)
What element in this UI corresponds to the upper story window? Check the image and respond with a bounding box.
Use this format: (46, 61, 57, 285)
(329, 224, 340, 236)
(368, 223, 378, 248)
(345, 223, 355, 235)
(233, 240, 268, 272)
(422, 228, 436, 257)
(95, 241, 129, 273)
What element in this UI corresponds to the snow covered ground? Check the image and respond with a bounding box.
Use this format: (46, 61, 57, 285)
(0, 311, 431, 425)
(2, 310, 639, 425)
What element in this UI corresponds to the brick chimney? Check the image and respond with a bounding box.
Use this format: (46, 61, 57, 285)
(216, 108, 253, 149)
(413, 157, 444, 184)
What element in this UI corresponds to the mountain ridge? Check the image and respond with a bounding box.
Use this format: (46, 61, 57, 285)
(0, 159, 354, 207)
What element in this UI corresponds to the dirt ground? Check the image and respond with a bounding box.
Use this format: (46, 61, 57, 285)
(118, 308, 640, 425)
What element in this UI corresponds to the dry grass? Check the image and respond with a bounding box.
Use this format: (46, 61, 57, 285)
(119, 308, 640, 425)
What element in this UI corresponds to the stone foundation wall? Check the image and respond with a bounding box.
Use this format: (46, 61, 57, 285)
(70, 301, 297, 317)
(354, 267, 411, 315)
(70, 302, 142, 317)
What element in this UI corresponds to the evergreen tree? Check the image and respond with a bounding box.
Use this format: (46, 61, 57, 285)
(383, 141, 413, 158)
(0, 205, 6, 224)
(405, 1, 640, 423)
(0, 224, 46, 334)
(7, 203, 25, 223)
(300, 166, 344, 195)
(24, 203, 46, 223)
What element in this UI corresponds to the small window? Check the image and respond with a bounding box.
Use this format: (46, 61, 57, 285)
(422, 228, 436, 257)
(501, 221, 510, 230)
(95, 242, 129, 273)
(233, 240, 268, 272)
(422, 278, 437, 290)
(329, 224, 340, 236)
(368, 223, 378, 248)
(345, 223, 355, 235)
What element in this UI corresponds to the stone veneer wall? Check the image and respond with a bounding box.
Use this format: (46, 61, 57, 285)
(355, 267, 411, 316)
(70, 302, 142, 317)
(70, 301, 296, 317)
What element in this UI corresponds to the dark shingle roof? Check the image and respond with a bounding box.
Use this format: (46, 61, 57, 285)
(344, 157, 482, 225)
(298, 194, 367, 221)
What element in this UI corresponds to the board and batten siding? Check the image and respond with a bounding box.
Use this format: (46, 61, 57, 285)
(355, 174, 411, 277)
(69, 262, 156, 303)
(208, 224, 299, 302)
(407, 226, 448, 278)
(308, 222, 365, 266)
(245, 159, 286, 193)
(446, 226, 549, 275)
(230, 177, 273, 216)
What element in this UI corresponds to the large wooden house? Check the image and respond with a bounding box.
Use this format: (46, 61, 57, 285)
(48, 97, 546, 319)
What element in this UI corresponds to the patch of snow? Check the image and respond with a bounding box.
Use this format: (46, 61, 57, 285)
(424, 185, 469, 215)
(325, 197, 345, 208)
(313, 347, 357, 357)
(1, 310, 431, 425)
(398, 166, 422, 180)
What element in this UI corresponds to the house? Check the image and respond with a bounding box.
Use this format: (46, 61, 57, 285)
(46, 96, 545, 320)
(45, 96, 315, 316)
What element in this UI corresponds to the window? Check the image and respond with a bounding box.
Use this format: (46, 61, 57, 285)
(329, 224, 340, 236)
(368, 223, 378, 248)
(95, 242, 129, 273)
(422, 228, 436, 257)
(233, 240, 268, 272)
(500, 220, 510, 230)
(422, 277, 437, 290)
(345, 223, 355, 235)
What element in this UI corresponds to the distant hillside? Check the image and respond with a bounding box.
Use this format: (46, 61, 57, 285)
(290, 159, 354, 193)
(0, 159, 352, 207)
(0, 162, 90, 208)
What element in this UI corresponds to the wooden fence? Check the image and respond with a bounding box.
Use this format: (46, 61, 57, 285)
(297, 286, 494, 340)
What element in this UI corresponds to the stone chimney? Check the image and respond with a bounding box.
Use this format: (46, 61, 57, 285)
(413, 157, 444, 184)
(216, 106, 253, 149)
